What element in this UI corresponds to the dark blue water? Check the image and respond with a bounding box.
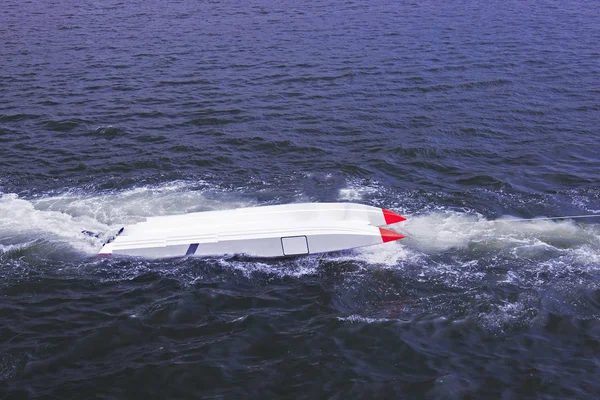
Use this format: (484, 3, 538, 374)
(2, 0, 600, 398)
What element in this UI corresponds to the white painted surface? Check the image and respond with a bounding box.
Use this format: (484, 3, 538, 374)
(99, 203, 405, 258)
(134, 202, 401, 231)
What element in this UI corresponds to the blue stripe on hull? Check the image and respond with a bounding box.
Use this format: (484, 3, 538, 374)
(185, 243, 199, 256)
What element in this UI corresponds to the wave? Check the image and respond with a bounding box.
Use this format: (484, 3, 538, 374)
(1, 180, 599, 337)
(1, 182, 599, 263)
(400, 211, 600, 253)
(0, 182, 257, 258)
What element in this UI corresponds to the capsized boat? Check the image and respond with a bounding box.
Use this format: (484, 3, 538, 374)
(98, 202, 406, 258)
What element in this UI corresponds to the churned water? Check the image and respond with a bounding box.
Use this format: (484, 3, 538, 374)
(1, 0, 599, 398)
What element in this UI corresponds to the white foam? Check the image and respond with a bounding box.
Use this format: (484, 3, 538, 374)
(328, 241, 414, 267)
(2, 183, 599, 269)
(0, 241, 35, 254)
(338, 188, 366, 201)
(478, 297, 539, 334)
(337, 314, 396, 324)
(31, 181, 254, 225)
(336, 179, 385, 202)
(219, 255, 320, 279)
(570, 244, 600, 267)
(0, 182, 256, 256)
(0, 193, 110, 254)
(400, 211, 600, 254)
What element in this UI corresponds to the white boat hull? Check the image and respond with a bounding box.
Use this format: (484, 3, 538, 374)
(98, 203, 405, 258)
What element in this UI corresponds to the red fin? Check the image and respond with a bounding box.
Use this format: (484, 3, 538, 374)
(382, 209, 407, 224)
(379, 227, 405, 243)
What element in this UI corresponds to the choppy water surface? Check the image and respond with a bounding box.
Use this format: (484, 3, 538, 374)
(1, 0, 600, 398)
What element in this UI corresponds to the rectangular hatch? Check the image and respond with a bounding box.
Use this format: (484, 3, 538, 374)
(281, 236, 309, 256)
